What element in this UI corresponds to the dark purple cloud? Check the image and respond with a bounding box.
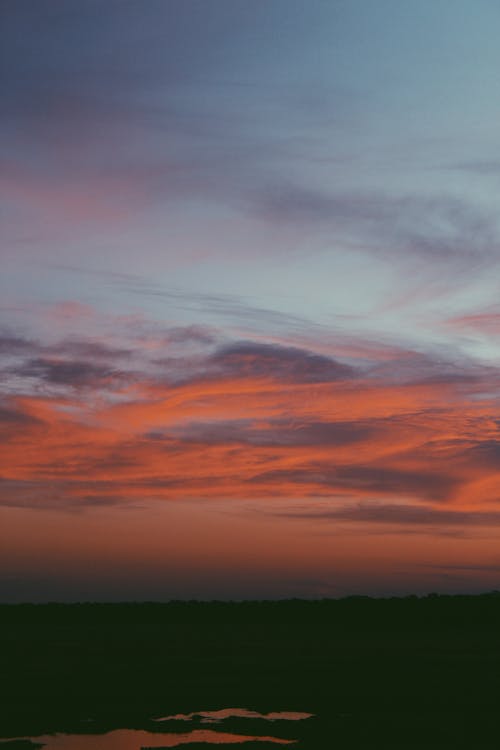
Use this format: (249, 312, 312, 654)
(165, 418, 372, 447)
(0, 333, 35, 355)
(161, 325, 216, 346)
(16, 357, 117, 387)
(266, 502, 500, 527)
(0, 477, 132, 511)
(0, 330, 131, 362)
(334, 466, 458, 501)
(49, 339, 132, 360)
(249, 463, 458, 502)
(0, 404, 41, 427)
(210, 341, 355, 383)
(461, 440, 500, 468)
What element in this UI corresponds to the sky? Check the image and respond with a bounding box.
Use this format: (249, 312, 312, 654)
(2, 0, 500, 601)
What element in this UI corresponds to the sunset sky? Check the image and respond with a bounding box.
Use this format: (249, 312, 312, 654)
(2, 0, 500, 601)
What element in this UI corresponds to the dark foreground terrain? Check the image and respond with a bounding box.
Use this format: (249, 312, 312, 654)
(2, 594, 500, 747)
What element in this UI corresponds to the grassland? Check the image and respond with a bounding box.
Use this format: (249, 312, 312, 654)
(2, 594, 500, 747)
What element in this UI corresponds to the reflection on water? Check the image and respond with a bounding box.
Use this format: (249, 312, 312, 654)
(0, 729, 295, 748)
(155, 709, 314, 723)
(0, 708, 315, 748)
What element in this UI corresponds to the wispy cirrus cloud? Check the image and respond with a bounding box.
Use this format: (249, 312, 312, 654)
(250, 183, 500, 267)
(445, 308, 500, 336)
(446, 160, 500, 177)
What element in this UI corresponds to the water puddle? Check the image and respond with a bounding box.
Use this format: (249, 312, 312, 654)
(154, 709, 314, 723)
(0, 708, 313, 749)
(0, 729, 294, 748)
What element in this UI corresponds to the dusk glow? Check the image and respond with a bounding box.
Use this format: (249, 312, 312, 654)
(2, 0, 500, 600)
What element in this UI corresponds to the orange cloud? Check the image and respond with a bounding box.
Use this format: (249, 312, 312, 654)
(2, 358, 500, 518)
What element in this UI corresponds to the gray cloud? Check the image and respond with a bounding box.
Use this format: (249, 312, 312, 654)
(446, 160, 500, 176)
(250, 184, 499, 265)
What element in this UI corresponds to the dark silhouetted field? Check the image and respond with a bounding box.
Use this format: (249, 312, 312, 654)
(2, 594, 500, 747)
